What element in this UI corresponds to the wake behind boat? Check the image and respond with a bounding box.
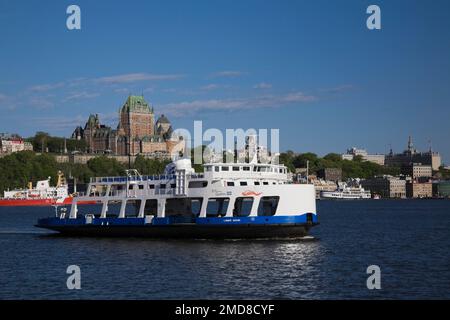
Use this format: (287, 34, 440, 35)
(36, 145, 319, 239)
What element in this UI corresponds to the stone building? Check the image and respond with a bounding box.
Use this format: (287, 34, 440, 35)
(361, 175, 406, 198)
(342, 147, 385, 165)
(385, 136, 441, 170)
(317, 168, 342, 182)
(433, 181, 450, 198)
(0, 133, 33, 154)
(406, 181, 433, 198)
(401, 163, 433, 179)
(71, 95, 184, 157)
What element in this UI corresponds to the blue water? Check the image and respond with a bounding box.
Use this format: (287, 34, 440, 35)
(0, 200, 449, 299)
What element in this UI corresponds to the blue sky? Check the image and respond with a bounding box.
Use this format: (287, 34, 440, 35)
(0, 0, 449, 163)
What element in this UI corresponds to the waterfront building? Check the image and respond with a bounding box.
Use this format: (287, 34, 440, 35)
(341, 147, 385, 165)
(312, 179, 337, 199)
(317, 168, 342, 182)
(0, 133, 33, 154)
(406, 181, 433, 198)
(385, 136, 441, 170)
(433, 181, 450, 198)
(71, 95, 184, 157)
(361, 175, 406, 198)
(401, 163, 433, 179)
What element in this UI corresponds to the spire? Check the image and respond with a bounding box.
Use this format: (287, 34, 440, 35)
(407, 135, 413, 151)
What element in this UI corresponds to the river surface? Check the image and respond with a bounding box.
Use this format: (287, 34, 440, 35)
(0, 200, 449, 299)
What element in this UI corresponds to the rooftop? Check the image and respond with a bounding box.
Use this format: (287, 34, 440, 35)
(121, 95, 153, 114)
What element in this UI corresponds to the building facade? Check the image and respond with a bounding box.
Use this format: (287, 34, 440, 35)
(0, 133, 33, 154)
(317, 168, 342, 182)
(433, 181, 450, 198)
(406, 181, 433, 198)
(342, 147, 385, 165)
(385, 136, 441, 170)
(401, 163, 433, 179)
(361, 175, 406, 198)
(71, 95, 184, 157)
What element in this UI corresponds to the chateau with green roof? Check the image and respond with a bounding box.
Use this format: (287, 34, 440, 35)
(120, 95, 154, 114)
(71, 95, 183, 157)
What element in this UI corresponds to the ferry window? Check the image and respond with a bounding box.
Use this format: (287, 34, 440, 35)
(214, 166, 220, 172)
(227, 181, 234, 186)
(257, 196, 279, 216)
(138, 185, 144, 190)
(205, 166, 212, 172)
(222, 166, 229, 171)
(144, 199, 157, 216)
(190, 198, 203, 216)
(166, 198, 203, 217)
(233, 197, 253, 217)
(243, 166, 250, 171)
(232, 166, 240, 171)
(240, 181, 248, 186)
(272, 182, 276, 185)
(206, 198, 230, 217)
(160, 184, 166, 189)
(189, 181, 208, 188)
(170, 183, 176, 189)
(279, 168, 283, 173)
(263, 182, 269, 185)
(128, 185, 134, 190)
(149, 184, 155, 189)
(254, 181, 260, 185)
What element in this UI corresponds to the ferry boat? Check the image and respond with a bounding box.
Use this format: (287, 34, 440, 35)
(0, 171, 95, 207)
(36, 153, 318, 239)
(320, 183, 371, 200)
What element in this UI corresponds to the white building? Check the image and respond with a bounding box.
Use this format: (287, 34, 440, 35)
(0, 133, 33, 154)
(342, 147, 385, 165)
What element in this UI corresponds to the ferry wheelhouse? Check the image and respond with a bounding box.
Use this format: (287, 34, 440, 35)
(37, 156, 318, 239)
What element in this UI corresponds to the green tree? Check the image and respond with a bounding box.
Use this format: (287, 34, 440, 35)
(87, 156, 125, 177)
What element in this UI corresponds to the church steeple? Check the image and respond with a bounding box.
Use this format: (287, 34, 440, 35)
(407, 135, 413, 151)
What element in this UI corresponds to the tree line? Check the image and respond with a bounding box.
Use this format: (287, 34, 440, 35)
(0, 152, 170, 193)
(279, 151, 401, 179)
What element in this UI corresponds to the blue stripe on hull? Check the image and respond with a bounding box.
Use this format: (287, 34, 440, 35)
(195, 214, 317, 225)
(37, 213, 318, 228)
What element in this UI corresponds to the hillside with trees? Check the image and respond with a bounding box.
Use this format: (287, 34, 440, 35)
(279, 151, 401, 179)
(0, 152, 169, 193)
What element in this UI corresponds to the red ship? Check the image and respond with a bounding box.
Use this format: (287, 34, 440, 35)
(0, 172, 96, 207)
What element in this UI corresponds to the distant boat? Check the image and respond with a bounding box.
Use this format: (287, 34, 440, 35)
(320, 185, 371, 200)
(0, 172, 95, 207)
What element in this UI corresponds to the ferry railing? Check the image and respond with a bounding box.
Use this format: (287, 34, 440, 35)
(89, 174, 179, 184)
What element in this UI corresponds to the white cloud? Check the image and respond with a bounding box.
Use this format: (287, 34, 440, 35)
(253, 82, 272, 89)
(63, 91, 100, 101)
(200, 84, 220, 91)
(212, 70, 247, 78)
(28, 82, 65, 92)
(28, 96, 55, 110)
(94, 73, 184, 84)
(161, 91, 316, 117)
